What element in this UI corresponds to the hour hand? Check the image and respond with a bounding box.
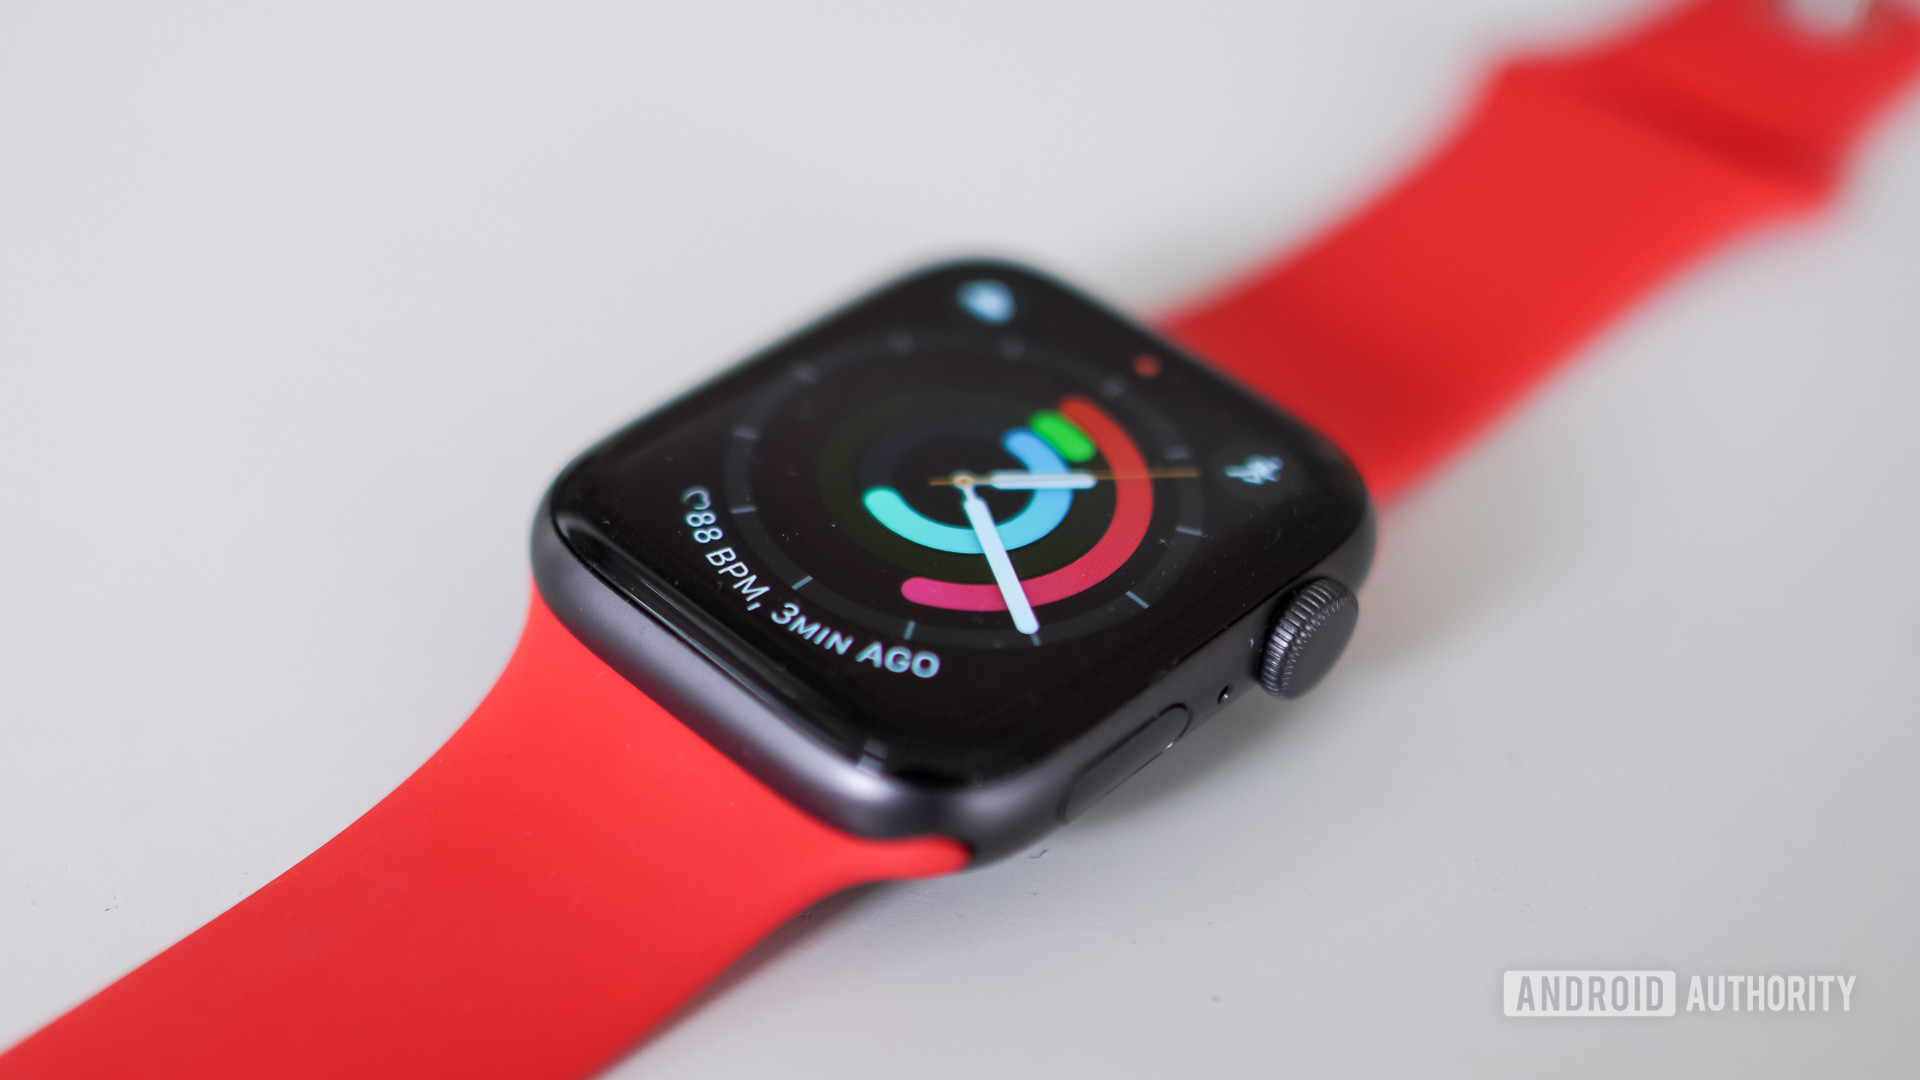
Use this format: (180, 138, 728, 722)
(931, 467, 1197, 489)
(979, 470, 1097, 491)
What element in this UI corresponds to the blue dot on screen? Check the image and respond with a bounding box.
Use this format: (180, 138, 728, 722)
(957, 279, 1015, 324)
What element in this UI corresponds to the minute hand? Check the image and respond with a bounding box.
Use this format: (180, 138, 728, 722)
(959, 482, 1040, 635)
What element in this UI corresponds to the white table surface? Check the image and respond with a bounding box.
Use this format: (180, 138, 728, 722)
(4, 1, 1918, 1075)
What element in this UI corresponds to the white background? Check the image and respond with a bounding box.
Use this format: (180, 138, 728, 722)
(3, 1, 1918, 1075)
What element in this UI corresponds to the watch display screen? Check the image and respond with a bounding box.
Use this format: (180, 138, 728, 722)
(552, 263, 1366, 783)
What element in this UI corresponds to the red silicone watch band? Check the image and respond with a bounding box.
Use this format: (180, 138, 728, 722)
(0, 591, 965, 1080)
(1165, 0, 1920, 501)
(7, 4, 1916, 1079)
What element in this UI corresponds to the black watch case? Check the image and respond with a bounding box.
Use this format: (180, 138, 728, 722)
(533, 261, 1373, 863)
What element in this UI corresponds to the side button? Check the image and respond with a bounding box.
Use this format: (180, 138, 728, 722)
(1059, 705, 1191, 822)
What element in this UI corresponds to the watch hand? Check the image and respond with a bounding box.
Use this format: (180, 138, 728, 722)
(930, 466, 1198, 489)
(956, 478, 1040, 634)
(979, 471, 1097, 490)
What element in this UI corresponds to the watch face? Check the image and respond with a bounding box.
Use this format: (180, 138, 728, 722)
(552, 262, 1366, 783)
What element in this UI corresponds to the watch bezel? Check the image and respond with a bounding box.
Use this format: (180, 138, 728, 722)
(530, 259, 1376, 861)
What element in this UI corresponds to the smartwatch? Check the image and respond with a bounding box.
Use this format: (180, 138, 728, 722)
(4, 2, 1913, 1078)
